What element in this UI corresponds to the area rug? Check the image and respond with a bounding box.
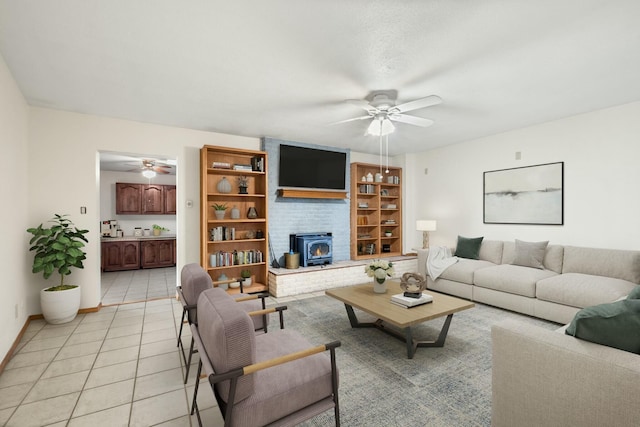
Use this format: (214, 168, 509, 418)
(278, 294, 559, 427)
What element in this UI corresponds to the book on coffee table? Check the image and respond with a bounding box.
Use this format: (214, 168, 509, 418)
(391, 292, 434, 308)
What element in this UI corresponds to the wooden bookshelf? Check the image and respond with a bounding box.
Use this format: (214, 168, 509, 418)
(350, 162, 403, 260)
(200, 145, 269, 293)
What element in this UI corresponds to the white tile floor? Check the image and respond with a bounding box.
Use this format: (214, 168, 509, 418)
(0, 268, 322, 427)
(1, 269, 323, 426)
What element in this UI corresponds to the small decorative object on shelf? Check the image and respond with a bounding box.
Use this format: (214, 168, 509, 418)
(217, 177, 232, 193)
(240, 269, 252, 286)
(366, 172, 374, 182)
(230, 205, 240, 219)
(375, 172, 383, 182)
(247, 206, 258, 219)
(245, 230, 256, 239)
(212, 203, 227, 220)
(237, 176, 249, 194)
(384, 230, 392, 237)
(365, 259, 394, 293)
(255, 229, 264, 239)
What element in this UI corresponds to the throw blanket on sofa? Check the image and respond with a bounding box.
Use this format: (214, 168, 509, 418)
(427, 246, 458, 280)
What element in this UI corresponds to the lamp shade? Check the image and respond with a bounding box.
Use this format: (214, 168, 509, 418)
(416, 220, 437, 232)
(142, 169, 156, 178)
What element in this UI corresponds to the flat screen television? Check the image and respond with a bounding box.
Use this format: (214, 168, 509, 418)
(278, 144, 346, 190)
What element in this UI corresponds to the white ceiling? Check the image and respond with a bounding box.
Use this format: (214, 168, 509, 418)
(1, 1, 640, 156)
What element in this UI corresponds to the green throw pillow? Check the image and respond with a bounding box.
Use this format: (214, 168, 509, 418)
(511, 239, 549, 269)
(627, 285, 640, 299)
(565, 299, 640, 354)
(454, 236, 484, 260)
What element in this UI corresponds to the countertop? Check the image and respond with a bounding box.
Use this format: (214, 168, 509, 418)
(101, 234, 176, 242)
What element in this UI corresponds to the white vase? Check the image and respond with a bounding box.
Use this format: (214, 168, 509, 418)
(217, 177, 232, 193)
(373, 278, 387, 294)
(230, 206, 240, 219)
(40, 285, 81, 324)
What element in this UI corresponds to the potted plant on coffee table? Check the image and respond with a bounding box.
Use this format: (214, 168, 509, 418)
(27, 214, 89, 324)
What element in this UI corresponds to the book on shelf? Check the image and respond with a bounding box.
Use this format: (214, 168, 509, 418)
(209, 249, 264, 267)
(212, 161, 231, 169)
(390, 292, 433, 308)
(233, 164, 253, 171)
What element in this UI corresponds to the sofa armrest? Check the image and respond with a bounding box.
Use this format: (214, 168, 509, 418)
(492, 320, 640, 427)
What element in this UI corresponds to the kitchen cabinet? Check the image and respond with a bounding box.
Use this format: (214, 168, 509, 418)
(116, 183, 142, 214)
(116, 183, 176, 215)
(140, 239, 176, 268)
(101, 241, 140, 271)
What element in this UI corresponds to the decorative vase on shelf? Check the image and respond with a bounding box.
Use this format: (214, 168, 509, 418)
(373, 278, 387, 294)
(217, 177, 231, 193)
(230, 206, 240, 219)
(247, 207, 258, 219)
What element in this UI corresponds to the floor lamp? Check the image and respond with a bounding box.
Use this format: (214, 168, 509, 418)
(416, 220, 437, 249)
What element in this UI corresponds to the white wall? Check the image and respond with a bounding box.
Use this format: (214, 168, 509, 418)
(100, 170, 176, 235)
(28, 108, 260, 311)
(0, 54, 30, 359)
(408, 101, 640, 251)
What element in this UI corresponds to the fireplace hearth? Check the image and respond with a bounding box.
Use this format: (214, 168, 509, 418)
(291, 233, 333, 267)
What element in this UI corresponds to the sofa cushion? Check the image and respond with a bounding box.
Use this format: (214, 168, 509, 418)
(627, 285, 640, 299)
(502, 242, 564, 273)
(474, 264, 558, 297)
(565, 299, 640, 354)
(454, 236, 484, 260)
(536, 273, 638, 309)
(511, 240, 549, 269)
(562, 246, 640, 284)
(439, 258, 495, 285)
(478, 240, 504, 264)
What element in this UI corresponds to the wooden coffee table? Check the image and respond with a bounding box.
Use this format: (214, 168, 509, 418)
(325, 282, 474, 358)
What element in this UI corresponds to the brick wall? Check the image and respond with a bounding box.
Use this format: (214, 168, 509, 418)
(263, 138, 350, 264)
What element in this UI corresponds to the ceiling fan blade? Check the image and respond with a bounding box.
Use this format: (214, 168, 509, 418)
(393, 95, 442, 113)
(346, 99, 377, 114)
(154, 167, 170, 174)
(389, 113, 434, 127)
(330, 115, 373, 125)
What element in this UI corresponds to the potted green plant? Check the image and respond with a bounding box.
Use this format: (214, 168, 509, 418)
(152, 224, 169, 236)
(27, 214, 89, 324)
(240, 269, 252, 286)
(384, 230, 393, 237)
(212, 203, 227, 220)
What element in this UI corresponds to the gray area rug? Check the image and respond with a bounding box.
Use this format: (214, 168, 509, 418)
(279, 294, 559, 427)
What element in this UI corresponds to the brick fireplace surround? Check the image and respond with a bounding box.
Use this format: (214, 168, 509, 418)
(268, 256, 417, 297)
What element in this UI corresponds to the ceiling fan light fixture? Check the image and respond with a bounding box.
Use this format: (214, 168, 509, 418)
(366, 117, 395, 136)
(142, 169, 156, 178)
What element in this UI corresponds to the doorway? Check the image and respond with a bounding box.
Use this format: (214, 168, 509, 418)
(99, 151, 178, 305)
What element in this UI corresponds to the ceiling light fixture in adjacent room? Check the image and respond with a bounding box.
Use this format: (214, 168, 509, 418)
(142, 169, 156, 179)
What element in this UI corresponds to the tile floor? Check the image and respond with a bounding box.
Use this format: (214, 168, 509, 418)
(101, 267, 178, 305)
(1, 269, 319, 426)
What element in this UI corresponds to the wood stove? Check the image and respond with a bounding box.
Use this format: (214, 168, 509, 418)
(291, 233, 333, 267)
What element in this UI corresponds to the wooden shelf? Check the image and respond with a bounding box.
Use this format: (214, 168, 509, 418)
(277, 188, 348, 199)
(350, 163, 403, 260)
(201, 145, 269, 294)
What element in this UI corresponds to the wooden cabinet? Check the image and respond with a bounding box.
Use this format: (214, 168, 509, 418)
(116, 183, 176, 215)
(200, 145, 268, 294)
(350, 163, 403, 260)
(140, 239, 176, 268)
(101, 241, 140, 271)
(116, 183, 142, 214)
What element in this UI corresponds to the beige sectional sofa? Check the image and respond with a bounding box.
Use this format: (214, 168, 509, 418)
(417, 240, 640, 324)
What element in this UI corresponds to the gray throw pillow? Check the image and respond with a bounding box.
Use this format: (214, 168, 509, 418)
(565, 299, 640, 354)
(511, 239, 549, 269)
(627, 285, 640, 299)
(454, 236, 483, 260)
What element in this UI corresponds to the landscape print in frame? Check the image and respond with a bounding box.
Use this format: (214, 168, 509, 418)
(483, 162, 564, 225)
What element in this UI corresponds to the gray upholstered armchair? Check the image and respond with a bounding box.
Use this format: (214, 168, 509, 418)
(191, 288, 341, 427)
(177, 263, 269, 383)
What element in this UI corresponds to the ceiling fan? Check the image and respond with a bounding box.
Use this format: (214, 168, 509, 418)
(334, 91, 443, 136)
(127, 159, 172, 175)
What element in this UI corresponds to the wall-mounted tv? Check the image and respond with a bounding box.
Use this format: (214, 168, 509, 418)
(278, 144, 347, 190)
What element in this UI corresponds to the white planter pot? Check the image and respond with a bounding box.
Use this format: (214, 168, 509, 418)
(40, 285, 81, 324)
(243, 278, 252, 287)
